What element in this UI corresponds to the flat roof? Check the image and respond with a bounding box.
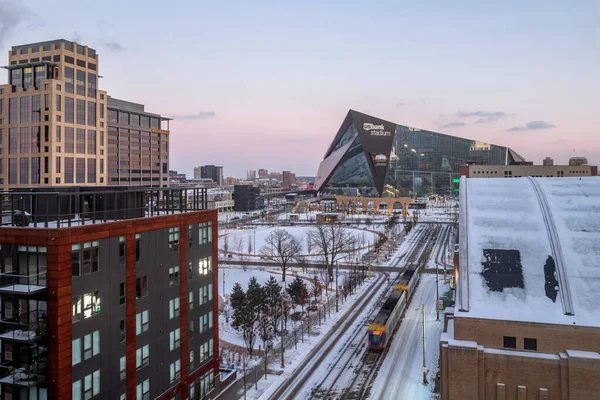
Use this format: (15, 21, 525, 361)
(457, 176, 600, 328)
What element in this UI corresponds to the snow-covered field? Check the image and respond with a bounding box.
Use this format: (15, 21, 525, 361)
(219, 225, 380, 256)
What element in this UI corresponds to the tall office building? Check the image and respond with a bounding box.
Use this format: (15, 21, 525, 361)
(257, 169, 268, 179)
(282, 170, 296, 190)
(0, 39, 172, 190)
(198, 165, 223, 186)
(107, 97, 170, 187)
(543, 157, 554, 166)
(0, 187, 218, 399)
(246, 169, 256, 181)
(0, 39, 107, 188)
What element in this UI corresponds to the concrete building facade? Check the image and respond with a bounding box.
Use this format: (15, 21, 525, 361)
(458, 164, 597, 178)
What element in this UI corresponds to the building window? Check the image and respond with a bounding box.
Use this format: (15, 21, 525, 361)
(72, 291, 100, 322)
(8, 98, 17, 124)
(56, 94, 61, 111)
(72, 338, 81, 365)
(71, 241, 99, 276)
(136, 276, 148, 298)
(73, 370, 100, 400)
(169, 227, 180, 251)
(32, 95, 41, 122)
(65, 97, 74, 123)
(136, 379, 150, 400)
(169, 328, 181, 351)
(87, 158, 96, 183)
(20, 97, 30, 124)
(199, 314, 208, 333)
(200, 341, 209, 362)
(119, 111, 129, 125)
(119, 282, 125, 305)
(76, 99, 85, 125)
(83, 331, 100, 360)
(119, 236, 126, 265)
(120, 356, 126, 381)
(64, 156, 74, 183)
(189, 291, 194, 310)
(189, 350, 195, 372)
(19, 157, 29, 185)
(169, 266, 180, 286)
(189, 320, 194, 338)
(503, 336, 516, 349)
(136, 233, 141, 261)
(169, 297, 180, 319)
(88, 102, 96, 126)
(136, 310, 149, 335)
(199, 222, 212, 244)
(199, 257, 212, 275)
(76, 69, 86, 96)
(120, 319, 125, 343)
(65, 66, 74, 93)
(524, 337, 537, 351)
(169, 359, 181, 383)
(136, 344, 149, 369)
(87, 73, 97, 97)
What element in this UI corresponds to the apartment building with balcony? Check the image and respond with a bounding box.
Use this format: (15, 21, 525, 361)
(0, 187, 218, 400)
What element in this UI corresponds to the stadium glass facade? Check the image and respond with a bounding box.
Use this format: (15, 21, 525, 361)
(314, 110, 527, 197)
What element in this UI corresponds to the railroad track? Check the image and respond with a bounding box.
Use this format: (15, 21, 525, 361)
(266, 273, 387, 400)
(356, 223, 441, 399)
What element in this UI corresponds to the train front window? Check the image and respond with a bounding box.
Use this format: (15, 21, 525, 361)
(369, 330, 383, 344)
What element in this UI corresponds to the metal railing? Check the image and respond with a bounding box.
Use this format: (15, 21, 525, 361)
(0, 187, 208, 228)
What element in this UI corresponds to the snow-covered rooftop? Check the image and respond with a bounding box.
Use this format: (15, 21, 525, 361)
(457, 176, 600, 328)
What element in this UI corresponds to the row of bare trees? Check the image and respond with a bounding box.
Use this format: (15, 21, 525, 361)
(260, 224, 357, 282)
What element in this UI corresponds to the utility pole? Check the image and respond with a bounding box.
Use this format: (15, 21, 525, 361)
(422, 304, 428, 385)
(436, 262, 440, 321)
(281, 293, 285, 368)
(335, 262, 339, 313)
(243, 353, 247, 400)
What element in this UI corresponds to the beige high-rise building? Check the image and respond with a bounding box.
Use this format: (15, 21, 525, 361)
(0, 39, 107, 188)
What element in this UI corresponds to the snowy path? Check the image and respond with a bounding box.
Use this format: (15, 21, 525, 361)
(369, 275, 448, 400)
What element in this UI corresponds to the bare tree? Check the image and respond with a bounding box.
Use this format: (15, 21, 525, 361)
(307, 224, 357, 281)
(260, 229, 303, 283)
(223, 235, 229, 257)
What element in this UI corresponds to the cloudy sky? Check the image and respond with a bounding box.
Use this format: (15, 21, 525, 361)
(1, 0, 598, 177)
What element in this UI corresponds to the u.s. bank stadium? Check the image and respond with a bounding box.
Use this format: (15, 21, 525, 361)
(314, 110, 528, 197)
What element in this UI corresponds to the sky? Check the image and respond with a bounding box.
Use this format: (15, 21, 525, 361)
(0, 0, 598, 178)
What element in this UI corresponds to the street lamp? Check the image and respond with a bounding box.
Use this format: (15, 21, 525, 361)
(254, 359, 258, 390)
(335, 261, 339, 313)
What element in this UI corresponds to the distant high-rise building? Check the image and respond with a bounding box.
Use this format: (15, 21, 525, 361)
(269, 172, 282, 182)
(246, 169, 256, 181)
(543, 157, 554, 166)
(197, 165, 223, 186)
(282, 170, 296, 189)
(225, 176, 240, 185)
(569, 156, 588, 166)
(107, 96, 170, 187)
(258, 169, 268, 179)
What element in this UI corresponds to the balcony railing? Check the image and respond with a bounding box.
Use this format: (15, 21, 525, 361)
(1, 187, 208, 228)
(0, 309, 47, 342)
(0, 272, 47, 294)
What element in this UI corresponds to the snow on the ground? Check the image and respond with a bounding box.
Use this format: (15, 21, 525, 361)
(370, 275, 449, 400)
(219, 225, 380, 256)
(229, 276, 383, 400)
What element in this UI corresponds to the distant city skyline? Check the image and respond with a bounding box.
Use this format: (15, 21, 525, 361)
(1, 0, 598, 177)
